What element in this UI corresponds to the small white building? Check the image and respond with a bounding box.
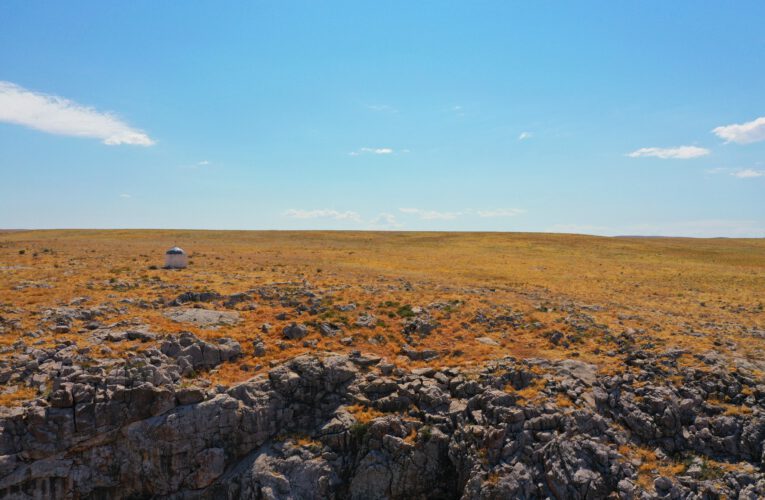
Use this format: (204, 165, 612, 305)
(164, 246, 188, 269)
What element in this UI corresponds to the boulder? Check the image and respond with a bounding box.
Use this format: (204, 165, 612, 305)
(283, 323, 308, 340)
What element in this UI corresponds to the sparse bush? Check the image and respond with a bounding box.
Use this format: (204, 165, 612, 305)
(350, 421, 369, 443)
(419, 425, 432, 441)
(396, 304, 415, 318)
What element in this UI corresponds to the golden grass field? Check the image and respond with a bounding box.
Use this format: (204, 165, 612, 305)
(1, 229, 764, 399)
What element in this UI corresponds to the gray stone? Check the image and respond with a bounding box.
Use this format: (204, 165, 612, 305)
(283, 323, 308, 340)
(163, 307, 240, 328)
(476, 336, 499, 346)
(176, 387, 205, 405)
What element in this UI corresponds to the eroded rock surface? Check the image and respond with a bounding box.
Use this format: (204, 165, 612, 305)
(163, 307, 241, 328)
(1, 347, 764, 499)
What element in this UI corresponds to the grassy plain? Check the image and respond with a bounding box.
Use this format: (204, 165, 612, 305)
(1, 230, 763, 392)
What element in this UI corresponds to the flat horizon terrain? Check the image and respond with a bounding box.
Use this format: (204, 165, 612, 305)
(2, 230, 763, 381)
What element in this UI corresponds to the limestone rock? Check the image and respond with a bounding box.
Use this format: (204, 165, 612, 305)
(163, 307, 240, 328)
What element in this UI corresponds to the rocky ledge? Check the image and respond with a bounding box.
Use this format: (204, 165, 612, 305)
(1, 338, 764, 499)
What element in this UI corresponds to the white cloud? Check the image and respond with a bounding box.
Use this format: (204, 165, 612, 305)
(518, 131, 532, 141)
(369, 212, 403, 229)
(398, 208, 461, 220)
(179, 160, 216, 170)
(119, 193, 131, 198)
(476, 208, 526, 217)
(624, 220, 765, 238)
(731, 168, 764, 178)
(627, 146, 709, 159)
(0, 81, 154, 146)
(350, 147, 395, 156)
(707, 167, 765, 178)
(398, 207, 527, 220)
(367, 147, 393, 155)
(547, 224, 611, 235)
(547, 220, 765, 238)
(284, 209, 362, 222)
(712, 116, 765, 144)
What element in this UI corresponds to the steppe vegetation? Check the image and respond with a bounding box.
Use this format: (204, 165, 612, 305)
(1, 230, 763, 383)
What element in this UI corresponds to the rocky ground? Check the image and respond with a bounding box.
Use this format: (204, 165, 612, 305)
(0, 230, 763, 499)
(1, 336, 765, 499)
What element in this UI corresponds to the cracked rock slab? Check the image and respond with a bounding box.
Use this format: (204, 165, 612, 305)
(163, 308, 240, 328)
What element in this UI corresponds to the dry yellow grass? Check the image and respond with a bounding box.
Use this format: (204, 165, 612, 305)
(293, 435, 323, 449)
(506, 381, 546, 402)
(618, 442, 756, 490)
(555, 393, 575, 408)
(403, 426, 418, 444)
(345, 403, 386, 423)
(1, 229, 763, 399)
(0, 386, 39, 407)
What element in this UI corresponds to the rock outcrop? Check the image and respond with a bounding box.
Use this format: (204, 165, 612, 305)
(1, 343, 765, 499)
(163, 308, 241, 329)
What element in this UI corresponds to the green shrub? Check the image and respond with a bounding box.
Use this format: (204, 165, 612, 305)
(350, 421, 370, 443)
(396, 304, 415, 318)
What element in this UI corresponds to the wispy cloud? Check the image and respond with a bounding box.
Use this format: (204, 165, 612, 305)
(518, 131, 532, 141)
(399, 207, 528, 220)
(712, 116, 765, 144)
(547, 224, 611, 235)
(731, 168, 764, 178)
(627, 146, 709, 159)
(547, 220, 765, 237)
(0, 81, 154, 146)
(284, 209, 362, 222)
(119, 193, 132, 199)
(705, 167, 764, 178)
(475, 208, 526, 217)
(179, 160, 216, 170)
(366, 104, 398, 113)
(398, 208, 461, 220)
(625, 220, 765, 238)
(369, 212, 403, 229)
(349, 147, 395, 156)
(451, 105, 466, 117)
(283, 208, 529, 227)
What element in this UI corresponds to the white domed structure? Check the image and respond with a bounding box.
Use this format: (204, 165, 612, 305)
(164, 246, 188, 269)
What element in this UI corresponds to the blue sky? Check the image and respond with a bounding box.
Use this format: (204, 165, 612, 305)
(1, 2, 763, 236)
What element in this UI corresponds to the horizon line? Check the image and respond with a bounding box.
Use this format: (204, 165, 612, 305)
(1, 228, 762, 240)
